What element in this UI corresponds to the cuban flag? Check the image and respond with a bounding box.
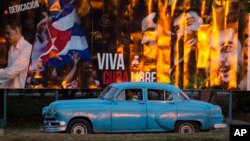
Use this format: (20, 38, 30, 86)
(39, 0, 91, 67)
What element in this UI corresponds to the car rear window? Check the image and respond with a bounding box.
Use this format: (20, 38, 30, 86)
(178, 90, 190, 101)
(147, 89, 173, 101)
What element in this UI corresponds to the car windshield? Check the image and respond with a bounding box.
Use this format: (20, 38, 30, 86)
(178, 90, 190, 101)
(98, 86, 118, 100)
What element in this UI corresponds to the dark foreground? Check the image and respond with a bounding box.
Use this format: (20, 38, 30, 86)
(1, 128, 229, 141)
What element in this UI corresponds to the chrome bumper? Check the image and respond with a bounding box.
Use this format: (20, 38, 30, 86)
(41, 120, 66, 133)
(214, 123, 227, 129)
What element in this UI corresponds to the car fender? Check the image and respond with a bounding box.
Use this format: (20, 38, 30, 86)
(155, 107, 177, 130)
(176, 101, 211, 129)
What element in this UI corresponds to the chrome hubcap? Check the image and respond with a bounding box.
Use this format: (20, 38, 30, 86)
(72, 125, 86, 134)
(180, 125, 193, 133)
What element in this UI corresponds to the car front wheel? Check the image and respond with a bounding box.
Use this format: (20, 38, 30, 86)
(67, 119, 92, 134)
(175, 121, 199, 133)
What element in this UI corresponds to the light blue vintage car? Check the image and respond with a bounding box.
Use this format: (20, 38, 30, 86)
(41, 82, 227, 134)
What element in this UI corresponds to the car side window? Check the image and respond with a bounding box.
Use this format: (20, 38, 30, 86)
(148, 89, 162, 101)
(165, 91, 173, 101)
(117, 89, 143, 101)
(148, 89, 173, 101)
(117, 90, 126, 101)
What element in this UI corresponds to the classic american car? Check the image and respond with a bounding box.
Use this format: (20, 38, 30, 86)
(41, 82, 227, 134)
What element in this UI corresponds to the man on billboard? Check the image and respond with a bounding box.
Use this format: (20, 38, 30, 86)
(173, 10, 203, 88)
(173, 10, 203, 48)
(137, 12, 157, 82)
(210, 28, 241, 89)
(209, 2, 241, 89)
(141, 12, 158, 67)
(239, 13, 250, 90)
(0, 20, 32, 88)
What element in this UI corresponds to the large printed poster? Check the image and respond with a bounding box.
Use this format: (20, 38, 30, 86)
(0, 0, 250, 90)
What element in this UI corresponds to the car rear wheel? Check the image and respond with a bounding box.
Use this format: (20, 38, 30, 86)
(67, 119, 92, 134)
(175, 121, 199, 133)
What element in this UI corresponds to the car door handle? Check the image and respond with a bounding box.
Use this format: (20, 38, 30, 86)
(138, 101, 145, 104)
(168, 101, 175, 104)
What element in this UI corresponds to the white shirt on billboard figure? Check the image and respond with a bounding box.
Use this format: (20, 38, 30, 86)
(0, 20, 32, 89)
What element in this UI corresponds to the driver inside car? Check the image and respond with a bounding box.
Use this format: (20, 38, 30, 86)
(126, 90, 139, 101)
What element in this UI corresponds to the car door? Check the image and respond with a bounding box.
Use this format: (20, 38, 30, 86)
(146, 88, 177, 131)
(111, 88, 147, 132)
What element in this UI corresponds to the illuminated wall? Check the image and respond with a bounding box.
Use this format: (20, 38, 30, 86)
(0, 0, 249, 90)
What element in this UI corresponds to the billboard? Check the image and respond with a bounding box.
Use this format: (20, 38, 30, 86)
(0, 0, 249, 90)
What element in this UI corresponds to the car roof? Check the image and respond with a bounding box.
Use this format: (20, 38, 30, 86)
(109, 82, 180, 93)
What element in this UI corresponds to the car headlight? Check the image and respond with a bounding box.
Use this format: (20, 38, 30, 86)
(212, 105, 222, 115)
(42, 107, 48, 116)
(48, 103, 58, 117)
(42, 108, 46, 116)
(52, 106, 58, 115)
